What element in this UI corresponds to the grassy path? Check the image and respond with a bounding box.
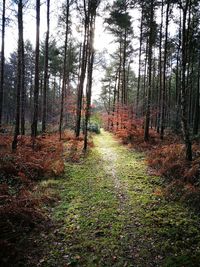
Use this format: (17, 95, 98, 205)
(38, 130, 200, 267)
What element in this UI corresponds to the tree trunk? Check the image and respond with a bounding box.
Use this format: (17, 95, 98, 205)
(136, 7, 144, 117)
(59, 0, 69, 140)
(122, 28, 127, 105)
(75, 0, 89, 137)
(143, 41, 148, 116)
(31, 0, 40, 142)
(160, 2, 170, 139)
(193, 54, 200, 135)
(144, 0, 154, 141)
(157, 0, 164, 133)
(42, 0, 50, 133)
(20, 2, 25, 135)
(12, 0, 23, 150)
(181, 1, 192, 161)
(0, 0, 5, 127)
(84, 16, 95, 151)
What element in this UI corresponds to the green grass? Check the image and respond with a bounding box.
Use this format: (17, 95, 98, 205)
(37, 130, 200, 267)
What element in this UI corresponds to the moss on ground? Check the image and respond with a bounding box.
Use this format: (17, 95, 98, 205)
(37, 130, 200, 267)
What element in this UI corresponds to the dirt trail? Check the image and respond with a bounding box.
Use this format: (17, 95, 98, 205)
(95, 130, 129, 203)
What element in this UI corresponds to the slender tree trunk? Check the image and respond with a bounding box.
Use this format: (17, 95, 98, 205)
(122, 28, 127, 105)
(175, 10, 182, 129)
(193, 54, 200, 135)
(31, 0, 40, 142)
(42, 0, 50, 133)
(12, 0, 23, 150)
(181, 1, 192, 161)
(75, 1, 89, 137)
(157, 0, 164, 133)
(136, 7, 144, 117)
(59, 0, 69, 140)
(112, 69, 118, 129)
(107, 82, 111, 130)
(143, 41, 148, 116)
(84, 16, 95, 151)
(0, 0, 5, 127)
(160, 2, 170, 139)
(20, 2, 25, 135)
(118, 37, 122, 105)
(144, 0, 154, 141)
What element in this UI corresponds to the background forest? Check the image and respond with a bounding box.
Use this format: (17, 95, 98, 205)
(0, 0, 200, 157)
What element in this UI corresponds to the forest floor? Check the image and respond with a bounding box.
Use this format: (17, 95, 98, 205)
(27, 130, 200, 267)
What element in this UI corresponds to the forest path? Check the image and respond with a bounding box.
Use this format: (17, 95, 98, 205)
(37, 130, 200, 267)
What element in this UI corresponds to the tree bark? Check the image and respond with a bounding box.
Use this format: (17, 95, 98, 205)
(59, 0, 69, 140)
(20, 1, 25, 135)
(160, 2, 170, 139)
(12, 0, 23, 150)
(75, 0, 89, 137)
(180, 0, 192, 161)
(136, 6, 144, 117)
(144, 0, 154, 141)
(42, 0, 50, 133)
(0, 0, 5, 127)
(156, 0, 164, 133)
(31, 0, 40, 142)
(193, 54, 200, 135)
(84, 16, 95, 151)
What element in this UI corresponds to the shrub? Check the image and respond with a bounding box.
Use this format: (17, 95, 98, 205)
(88, 123, 100, 134)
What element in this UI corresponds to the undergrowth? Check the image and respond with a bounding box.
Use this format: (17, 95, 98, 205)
(106, 113, 200, 212)
(32, 131, 200, 267)
(0, 130, 85, 266)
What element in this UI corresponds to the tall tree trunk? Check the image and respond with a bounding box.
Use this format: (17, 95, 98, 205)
(112, 69, 118, 129)
(59, 0, 69, 140)
(181, 0, 192, 161)
(160, 2, 170, 139)
(42, 0, 50, 133)
(122, 28, 127, 105)
(84, 16, 95, 151)
(75, 0, 89, 137)
(144, 0, 154, 141)
(143, 41, 148, 116)
(0, 0, 5, 127)
(136, 7, 144, 117)
(12, 0, 23, 150)
(31, 0, 40, 142)
(193, 54, 200, 135)
(175, 9, 182, 130)
(157, 0, 164, 133)
(20, 2, 25, 135)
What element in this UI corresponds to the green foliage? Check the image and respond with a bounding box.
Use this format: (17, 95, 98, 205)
(88, 123, 100, 134)
(90, 113, 102, 126)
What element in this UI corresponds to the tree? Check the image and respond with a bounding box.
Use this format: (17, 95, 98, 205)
(105, 0, 133, 107)
(75, 0, 89, 137)
(193, 51, 200, 135)
(179, 0, 193, 160)
(136, 4, 144, 117)
(144, 0, 156, 141)
(0, 0, 6, 127)
(12, 0, 24, 149)
(42, 0, 50, 133)
(160, 0, 171, 140)
(59, 0, 70, 139)
(31, 0, 40, 141)
(84, 0, 100, 150)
